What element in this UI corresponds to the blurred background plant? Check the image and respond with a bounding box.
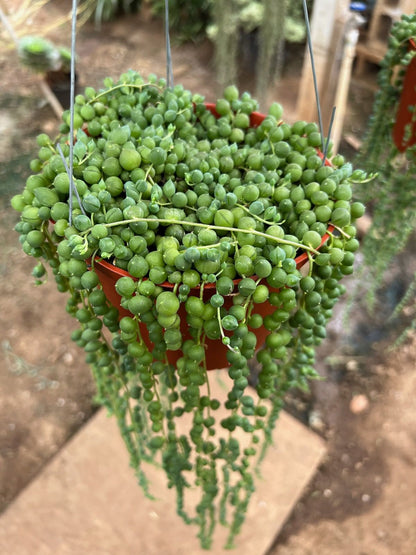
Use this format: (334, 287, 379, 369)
(207, 1, 310, 45)
(77, 0, 312, 101)
(0, 0, 312, 116)
(354, 12, 416, 345)
(79, 0, 143, 28)
(0, 0, 87, 114)
(0, 0, 92, 50)
(0, 0, 92, 74)
(208, 0, 313, 104)
(17, 36, 70, 73)
(150, 0, 211, 41)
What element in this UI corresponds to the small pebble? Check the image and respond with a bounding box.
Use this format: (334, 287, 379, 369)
(377, 529, 387, 540)
(346, 359, 359, 372)
(350, 394, 369, 414)
(41, 120, 58, 134)
(76, 411, 86, 423)
(309, 409, 325, 432)
(63, 352, 74, 365)
(356, 213, 372, 235)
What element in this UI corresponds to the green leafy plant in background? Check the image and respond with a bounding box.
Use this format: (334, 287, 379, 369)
(11, 70, 366, 548)
(85, 0, 142, 26)
(151, 0, 212, 42)
(355, 12, 416, 342)
(84, 0, 209, 38)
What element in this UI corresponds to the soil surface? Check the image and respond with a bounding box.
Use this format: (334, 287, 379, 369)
(0, 4, 415, 554)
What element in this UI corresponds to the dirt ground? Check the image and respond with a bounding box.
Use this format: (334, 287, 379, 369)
(0, 4, 415, 554)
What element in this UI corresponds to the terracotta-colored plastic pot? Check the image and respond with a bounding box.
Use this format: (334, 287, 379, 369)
(92, 104, 332, 370)
(203, 102, 268, 127)
(93, 228, 330, 371)
(393, 39, 416, 152)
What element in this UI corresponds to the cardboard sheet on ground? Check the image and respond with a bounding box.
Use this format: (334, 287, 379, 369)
(0, 370, 326, 555)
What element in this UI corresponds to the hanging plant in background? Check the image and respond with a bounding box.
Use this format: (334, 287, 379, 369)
(284, 1, 311, 43)
(355, 12, 416, 340)
(74, 1, 311, 95)
(210, 0, 239, 91)
(256, 0, 286, 106)
(11, 68, 367, 548)
(209, 0, 312, 101)
(255, 0, 314, 105)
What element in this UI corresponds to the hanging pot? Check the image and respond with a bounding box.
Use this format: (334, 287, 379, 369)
(392, 38, 416, 152)
(45, 69, 80, 110)
(90, 104, 333, 370)
(93, 227, 330, 370)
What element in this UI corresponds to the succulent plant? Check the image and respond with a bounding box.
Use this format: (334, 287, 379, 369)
(11, 70, 367, 548)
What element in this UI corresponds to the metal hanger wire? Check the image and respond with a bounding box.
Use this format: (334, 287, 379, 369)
(302, 0, 336, 164)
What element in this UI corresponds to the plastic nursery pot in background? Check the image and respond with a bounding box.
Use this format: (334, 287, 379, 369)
(393, 39, 416, 152)
(93, 227, 332, 371)
(46, 70, 80, 110)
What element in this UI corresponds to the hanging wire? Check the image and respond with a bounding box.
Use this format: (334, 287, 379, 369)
(55, 0, 85, 222)
(323, 106, 336, 163)
(302, 0, 324, 140)
(165, 0, 173, 87)
(68, 0, 78, 223)
(56, 143, 85, 213)
(302, 0, 336, 165)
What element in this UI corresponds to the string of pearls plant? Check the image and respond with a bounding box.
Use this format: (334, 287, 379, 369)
(11, 71, 367, 548)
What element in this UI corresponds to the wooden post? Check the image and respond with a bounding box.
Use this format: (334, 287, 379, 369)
(296, 0, 350, 125)
(331, 19, 362, 152)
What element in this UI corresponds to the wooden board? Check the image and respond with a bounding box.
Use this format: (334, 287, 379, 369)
(0, 371, 326, 555)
